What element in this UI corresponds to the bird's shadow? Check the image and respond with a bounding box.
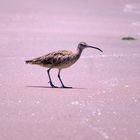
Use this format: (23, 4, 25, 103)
(26, 85, 87, 90)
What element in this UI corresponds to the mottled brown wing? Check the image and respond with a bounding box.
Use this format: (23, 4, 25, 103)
(40, 50, 73, 65)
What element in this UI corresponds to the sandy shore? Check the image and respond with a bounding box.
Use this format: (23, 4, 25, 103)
(0, 36, 140, 140)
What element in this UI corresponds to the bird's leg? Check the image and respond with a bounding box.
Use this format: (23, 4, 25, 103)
(58, 69, 72, 88)
(47, 69, 58, 88)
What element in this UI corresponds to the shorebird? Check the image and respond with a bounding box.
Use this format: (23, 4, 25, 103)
(25, 42, 103, 88)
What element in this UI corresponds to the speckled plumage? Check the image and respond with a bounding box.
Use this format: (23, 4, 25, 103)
(25, 42, 103, 88)
(26, 50, 78, 69)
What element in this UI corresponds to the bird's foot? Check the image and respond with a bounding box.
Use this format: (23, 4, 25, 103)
(48, 81, 58, 88)
(61, 85, 72, 88)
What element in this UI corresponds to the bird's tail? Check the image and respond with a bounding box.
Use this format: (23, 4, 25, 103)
(25, 60, 33, 64)
(25, 58, 41, 65)
(25, 59, 39, 64)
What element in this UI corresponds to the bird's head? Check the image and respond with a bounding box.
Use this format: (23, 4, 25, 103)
(78, 42, 103, 52)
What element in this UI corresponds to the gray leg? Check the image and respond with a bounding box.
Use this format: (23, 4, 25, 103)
(47, 69, 57, 88)
(58, 69, 72, 88)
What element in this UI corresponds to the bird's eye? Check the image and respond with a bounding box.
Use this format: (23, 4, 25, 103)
(80, 43, 86, 46)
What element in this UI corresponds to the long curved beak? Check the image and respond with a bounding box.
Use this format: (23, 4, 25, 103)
(88, 46, 103, 52)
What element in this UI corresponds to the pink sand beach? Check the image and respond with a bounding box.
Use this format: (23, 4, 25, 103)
(0, 0, 140, 140)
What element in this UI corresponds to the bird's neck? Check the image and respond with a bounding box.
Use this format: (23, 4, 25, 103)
(76, 47, 83, 58)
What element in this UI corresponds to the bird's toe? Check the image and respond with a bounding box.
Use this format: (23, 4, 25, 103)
(48, 81, 58, 88)
(61, 85, 72, 88)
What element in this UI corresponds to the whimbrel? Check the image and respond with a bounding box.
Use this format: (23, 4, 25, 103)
(25, 42, 103, 88)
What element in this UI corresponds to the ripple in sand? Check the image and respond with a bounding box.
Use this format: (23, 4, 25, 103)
(71, 101, 79, 105)
(132, 97, 138, 103)
(31, 113, 35, 116)
(35, 101, 40, 104)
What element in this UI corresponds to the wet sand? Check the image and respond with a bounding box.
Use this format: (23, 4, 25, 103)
(0, 0, 140, 139)
(0, 37, 140, 140)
